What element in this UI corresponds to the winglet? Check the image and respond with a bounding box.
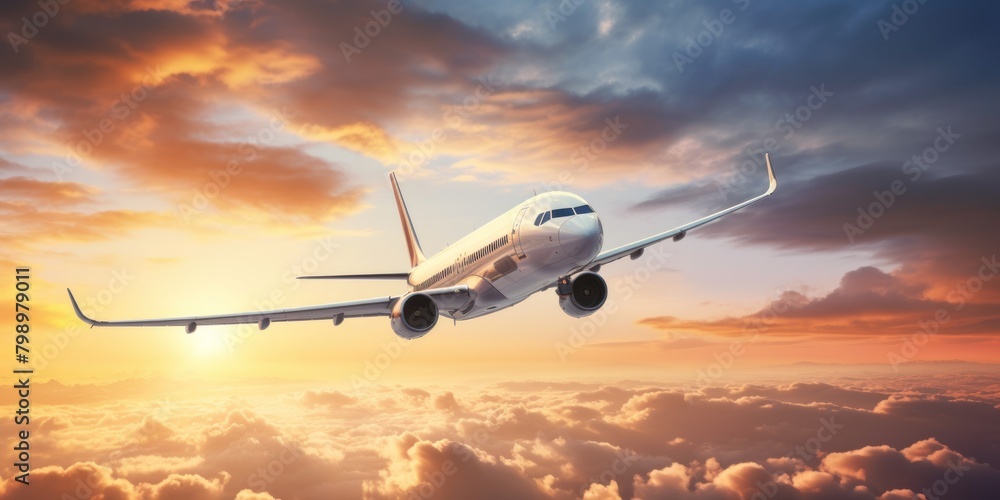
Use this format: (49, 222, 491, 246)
(66, 288, 97, 326)
(764, 153, 778, 195)
(389, 171, 426, 268)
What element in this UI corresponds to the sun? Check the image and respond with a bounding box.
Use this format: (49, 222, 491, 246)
(190, 328, 230, 357)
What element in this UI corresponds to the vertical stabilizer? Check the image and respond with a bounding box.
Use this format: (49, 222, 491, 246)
(389, 172, 426, 268)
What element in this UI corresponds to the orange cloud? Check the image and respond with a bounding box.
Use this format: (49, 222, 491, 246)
(0, 177, 96, 205)
(640, 266, 1000, 338)
(1, 1, 362, 232)
(6, 376, 998, 498)
(0, 200, 172, 247)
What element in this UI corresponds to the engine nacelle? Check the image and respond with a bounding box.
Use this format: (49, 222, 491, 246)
(558, 272, 608, 318)
(390, 292, 439, 339)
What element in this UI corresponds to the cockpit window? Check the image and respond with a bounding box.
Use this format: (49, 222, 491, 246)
(534, 207, 585, 225)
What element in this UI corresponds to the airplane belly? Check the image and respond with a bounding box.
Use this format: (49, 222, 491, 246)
(452, 275, 512, 320)
(502, 256, 574, 297)
(498, 232, 578, 299)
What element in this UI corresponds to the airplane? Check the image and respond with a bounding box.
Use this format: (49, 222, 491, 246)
(68, 154, 777, 339)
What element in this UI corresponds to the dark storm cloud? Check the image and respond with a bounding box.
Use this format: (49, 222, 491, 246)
(624, 2, 1000, 334)
(391, 1, 1000, 222)
(613, 0, 1000, 194)
(621, 1, 998, 167)
(700, 163, 1000, 303)
(625, 7, 1000, 326)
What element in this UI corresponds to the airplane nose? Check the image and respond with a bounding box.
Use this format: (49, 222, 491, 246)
(559, 215, 602, 259)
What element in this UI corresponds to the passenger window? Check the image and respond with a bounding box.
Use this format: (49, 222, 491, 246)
(574, 205, 594, 214)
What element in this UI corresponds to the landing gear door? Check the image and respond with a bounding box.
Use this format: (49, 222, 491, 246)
(512, 207, 529, 257)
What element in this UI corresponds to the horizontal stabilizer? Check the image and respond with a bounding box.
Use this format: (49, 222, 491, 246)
(297, 273, 410, 280)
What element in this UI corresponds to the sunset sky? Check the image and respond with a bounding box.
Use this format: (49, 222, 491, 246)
(1, 0, 999, 498)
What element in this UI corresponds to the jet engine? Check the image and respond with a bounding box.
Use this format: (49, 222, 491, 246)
(557, 272, 608, 318)
(390, 292, 439, 339)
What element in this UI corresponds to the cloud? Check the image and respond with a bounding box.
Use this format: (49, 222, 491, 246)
(0, 176, 96, 205)
(675, 163, 1000, 297)
(1, 0, 364, 232)
(703, 382, 890, 410)
(5, 0, 999, 253)
(6, 376, 1000, 498)
(0, 201, 172, 247)
(137, 472, 229, 500)
(2, 1, 999, 496)
(627, 437, 1000, 499)
(0, 0, 921, 194)
(363, 432, 552, 499)
(434, 391, 461, 412)
(821, 438, 1000, 498)
(0, 162, 171, 249)
(583, 479, 622, 500)
(301, 389, 357, 408)
(640, 265, 1000, 338)
(233, 489, 277, 500)
(0, 463, 227, 500)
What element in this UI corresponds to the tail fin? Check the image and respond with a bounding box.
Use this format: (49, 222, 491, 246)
(389, 172, 426, 268)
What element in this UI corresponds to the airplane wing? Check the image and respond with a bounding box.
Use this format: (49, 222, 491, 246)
(579, 153, 777, 272)
(67, 285, 470, 333)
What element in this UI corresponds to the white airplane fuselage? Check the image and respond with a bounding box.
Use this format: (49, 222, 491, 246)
(407, 191, 602, 320)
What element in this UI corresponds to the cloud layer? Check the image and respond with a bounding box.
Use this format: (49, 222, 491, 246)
(2, 375, 999, 498)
